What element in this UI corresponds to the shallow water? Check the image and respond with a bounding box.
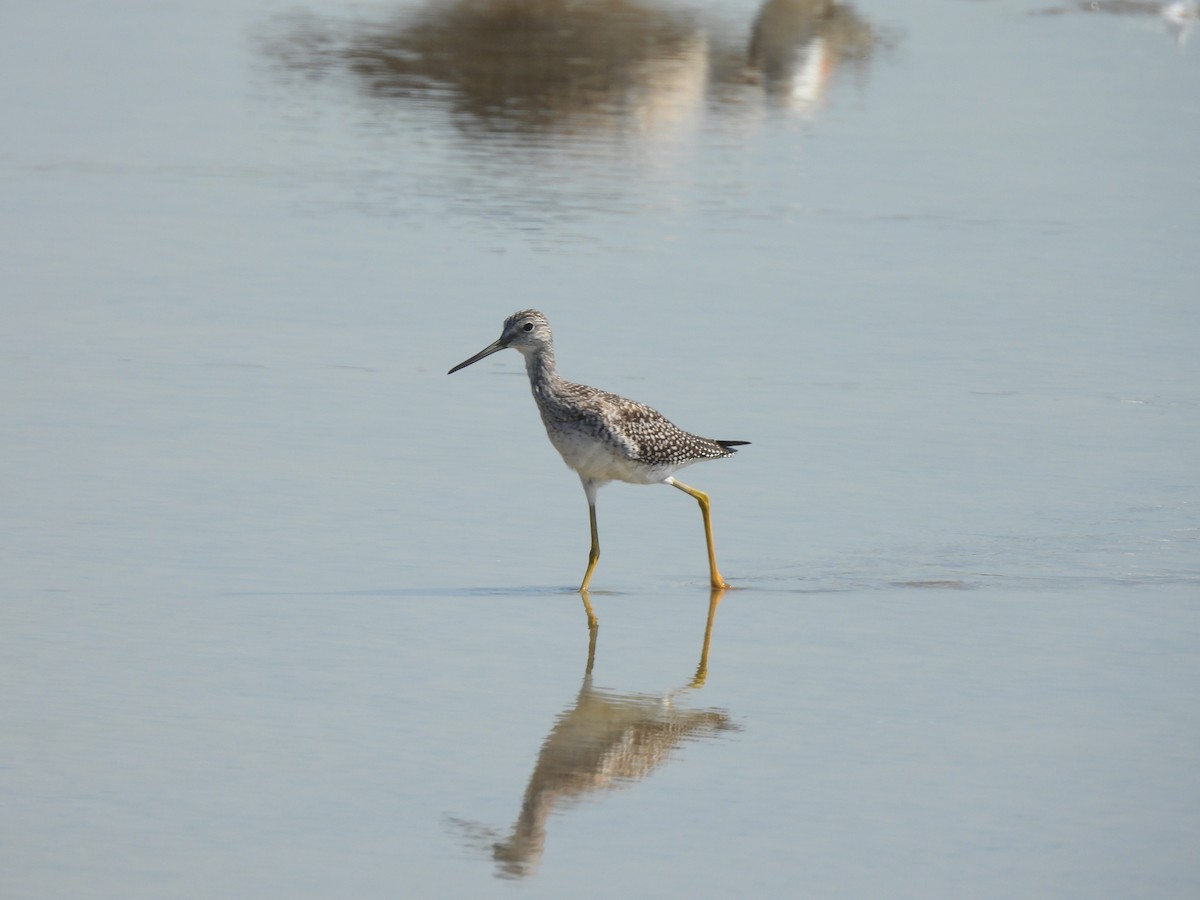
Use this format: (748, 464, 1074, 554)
(3, 0, 1198, 896)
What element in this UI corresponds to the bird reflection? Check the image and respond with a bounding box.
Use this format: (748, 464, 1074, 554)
(450, 589, 736, 879)
(1031, 0, 1197, 44)
(268, 0, 889, 138)
(744, 0, 879, 116)
(273, 0, 705, 139)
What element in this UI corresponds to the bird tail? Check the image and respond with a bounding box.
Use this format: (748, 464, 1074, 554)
(717, 440, 750, 452)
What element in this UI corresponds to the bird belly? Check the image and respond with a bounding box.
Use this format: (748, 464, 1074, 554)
(547, 428, 673, 485)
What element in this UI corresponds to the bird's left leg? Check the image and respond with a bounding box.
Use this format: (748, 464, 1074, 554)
(667, 477, 730, 590)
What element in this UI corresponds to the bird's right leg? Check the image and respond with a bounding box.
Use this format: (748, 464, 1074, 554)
(579, 501, 600, 592)
(578, 479, 601, 592)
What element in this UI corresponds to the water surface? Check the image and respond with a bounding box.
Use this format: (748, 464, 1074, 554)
(3, 0, 1198, 896)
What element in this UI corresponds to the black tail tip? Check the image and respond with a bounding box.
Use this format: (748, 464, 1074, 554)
(718, 440, 750, 451)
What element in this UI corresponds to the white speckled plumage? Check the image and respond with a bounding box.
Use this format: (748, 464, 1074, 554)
(449, 309, 747, 591)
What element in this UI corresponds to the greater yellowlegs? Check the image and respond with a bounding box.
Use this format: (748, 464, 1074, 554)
(448, 309, 748, 590)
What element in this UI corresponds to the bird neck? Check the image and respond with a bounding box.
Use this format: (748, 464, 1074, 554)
(522, 344, 560, 393)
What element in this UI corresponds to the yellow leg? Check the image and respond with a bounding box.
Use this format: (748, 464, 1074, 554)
(668, 478, 730, 590)
(690, 587, 725, 688)
(578, 502, 600, 592)
(580, 591, 598, 673)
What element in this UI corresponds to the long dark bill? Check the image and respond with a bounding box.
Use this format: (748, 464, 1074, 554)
(447, 338, 507, 374)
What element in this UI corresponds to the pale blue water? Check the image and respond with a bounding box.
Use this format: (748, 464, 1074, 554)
(3, 0, 1198, 897)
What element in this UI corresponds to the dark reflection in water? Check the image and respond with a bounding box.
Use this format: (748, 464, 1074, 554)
(267, 0, 888, 138)
(449, 590, 736, 879)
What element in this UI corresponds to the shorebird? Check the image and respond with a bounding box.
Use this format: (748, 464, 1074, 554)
(448, 309, 747, 590)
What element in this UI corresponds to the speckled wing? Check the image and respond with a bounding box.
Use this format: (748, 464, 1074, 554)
(588, 389, 735, 467)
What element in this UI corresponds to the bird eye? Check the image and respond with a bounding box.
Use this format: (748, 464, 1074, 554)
(523, 322, 534, 332)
